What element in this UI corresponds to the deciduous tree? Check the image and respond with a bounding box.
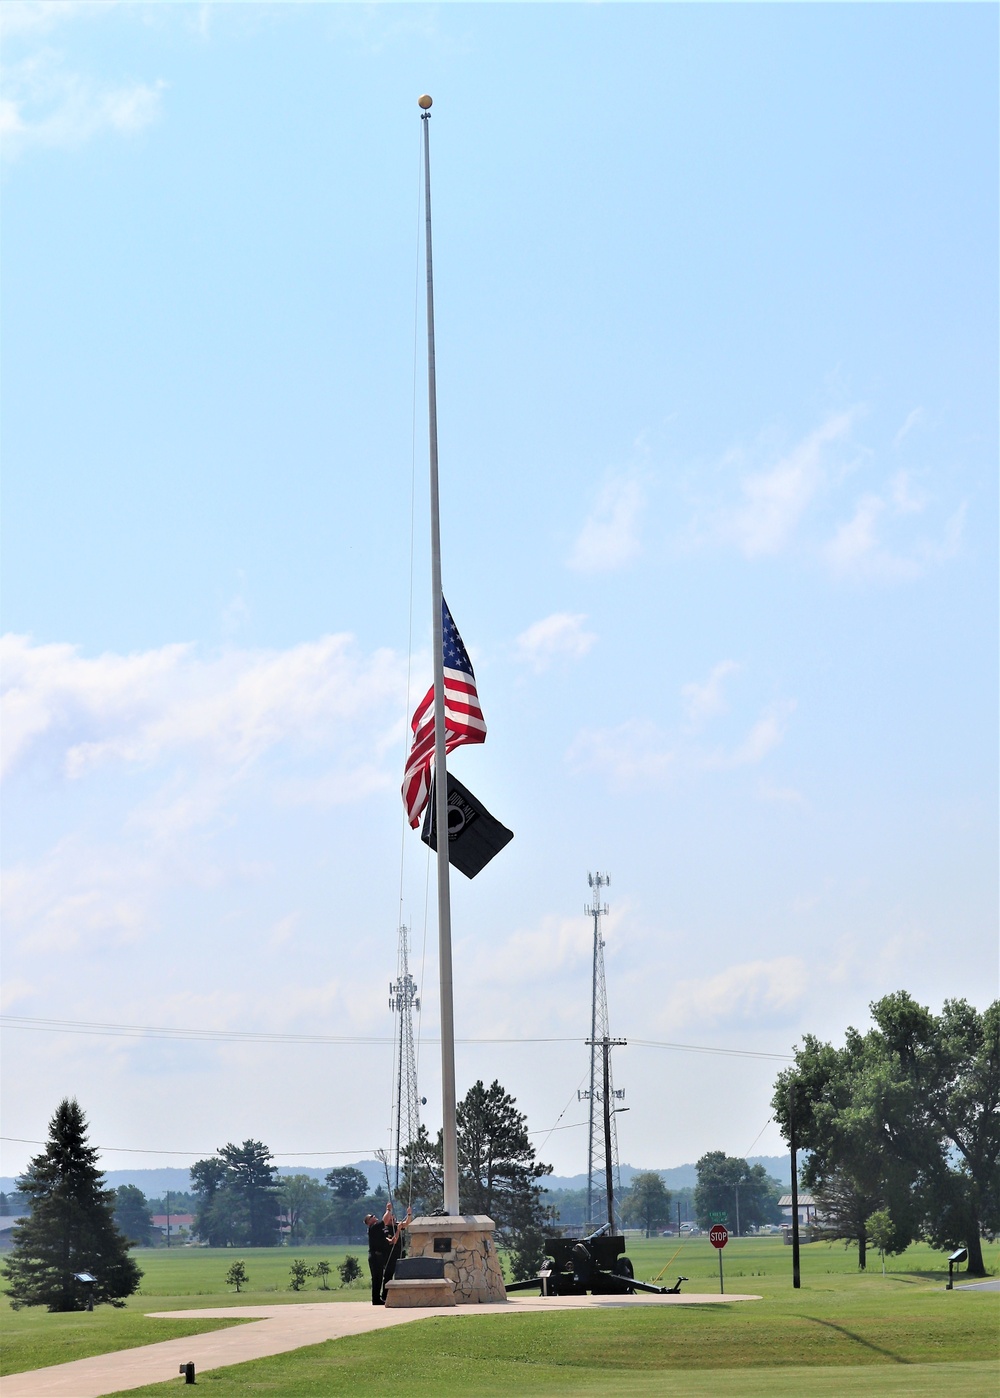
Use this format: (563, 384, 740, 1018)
(774, 993, 999, 1275)
(694, 1153, 781, 1235)
(278, 1175, 329, 1245)
(113, 1185, 154, 1247)
(621, 1171, 672, 1237)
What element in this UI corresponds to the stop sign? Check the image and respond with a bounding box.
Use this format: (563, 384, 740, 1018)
(709, 1224, 729, 1249)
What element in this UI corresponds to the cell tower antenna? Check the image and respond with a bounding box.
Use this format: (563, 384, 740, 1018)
(579, 873, 626, 1230)
(389, 924, 422, 1192)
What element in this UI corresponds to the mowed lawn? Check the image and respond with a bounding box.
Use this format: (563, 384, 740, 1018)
(2, 1237, 997, 1397)
(1, 1245, 371, 1376)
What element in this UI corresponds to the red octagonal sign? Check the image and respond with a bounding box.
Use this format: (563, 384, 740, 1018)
(709, 1224, 729, 1249)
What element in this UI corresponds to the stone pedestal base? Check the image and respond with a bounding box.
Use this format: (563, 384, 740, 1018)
(404, 1215, 508, 1305)
(384, 1276, 456, 1308)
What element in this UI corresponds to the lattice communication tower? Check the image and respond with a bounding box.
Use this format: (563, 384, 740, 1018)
(578, 873, 625, 1230)
(389, 924, 422, 1192)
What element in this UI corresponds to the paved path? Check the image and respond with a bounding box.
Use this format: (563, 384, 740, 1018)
(955, 1278, 1000, 1291)
(1, 1292, 762, 1398)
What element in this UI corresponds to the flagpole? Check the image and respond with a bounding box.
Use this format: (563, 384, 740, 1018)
(419, 94, 460, 1218)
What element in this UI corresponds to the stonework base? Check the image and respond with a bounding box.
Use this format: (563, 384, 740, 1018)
(384, 1277, 456, 1308)
(404, 1215, 508, 1305)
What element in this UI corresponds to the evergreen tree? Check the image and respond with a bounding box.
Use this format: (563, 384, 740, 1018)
(2, 1099, 142, 1311)
(401, 1079, 554, 1278)
(190, 1141, 281, 1247)
(219, 1140, 280, 1246)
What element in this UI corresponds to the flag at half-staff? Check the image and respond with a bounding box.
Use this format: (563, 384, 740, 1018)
(402, 597, 486, 828)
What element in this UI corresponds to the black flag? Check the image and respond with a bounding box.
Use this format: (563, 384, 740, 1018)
(421, 773, 513, 879)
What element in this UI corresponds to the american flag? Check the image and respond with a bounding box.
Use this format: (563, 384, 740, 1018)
(402, 598, 486, 828)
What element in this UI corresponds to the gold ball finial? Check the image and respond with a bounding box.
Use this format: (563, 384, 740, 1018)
(418, 94, 433, 110)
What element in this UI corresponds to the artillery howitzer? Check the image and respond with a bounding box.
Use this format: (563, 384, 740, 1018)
(506, 1224, 685, 1297)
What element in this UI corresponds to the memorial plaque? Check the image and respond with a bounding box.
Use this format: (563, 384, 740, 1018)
(432, 1236, 452, 1253)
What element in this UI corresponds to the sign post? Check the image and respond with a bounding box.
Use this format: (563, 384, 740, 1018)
(709, 1223, 729, 1294)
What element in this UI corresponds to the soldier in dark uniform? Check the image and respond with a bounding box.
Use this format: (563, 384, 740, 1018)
(365, 1212, 390, 1305)
(365, 1204, 412, 1304)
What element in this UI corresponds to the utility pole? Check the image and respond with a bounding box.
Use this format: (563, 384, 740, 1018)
(596, 1034, 627, 1230)
(578, 873, 625, 1231)
(789, 1084, 801, 1289)
(389, 924, 422, 1193)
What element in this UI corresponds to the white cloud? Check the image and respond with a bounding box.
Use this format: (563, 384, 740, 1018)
(0, 3, 112, 40)
(824, 494, 903, 577)
(568, 474, 645, 572)
(515, 613, 597, 672)
(892, 407, 925, 450)
(0, 977, 36, 1011)
(1, 633, 406, 781)
(758, 781, 806, 807)
(466, 913, 593, 992)
(888, 469, 927, 515)
(823, 490, 964, 582)
(1, 3, 164, 160)
(3, 836, 157, 954)
(567, 720, 674, 789)
(660, 957, 808, 1032)
(1, 57, 165, 158)
(722, 412, 856, 558)
(681, 661, 740, 732)
(1, 634, 411, 957)
(701, 699, 796, 770)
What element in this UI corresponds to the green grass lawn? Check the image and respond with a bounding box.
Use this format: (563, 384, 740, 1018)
(2, 1236, 997, 1395)
(0, 1245, 370, 1376)
(103, 1253, 1000, 1398)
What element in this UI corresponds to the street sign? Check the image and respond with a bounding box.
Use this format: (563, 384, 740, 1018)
(709, 1224, 729, 1249)
(709, 1211, 728, 1224)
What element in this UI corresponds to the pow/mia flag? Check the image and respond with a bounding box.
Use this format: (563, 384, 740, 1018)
(420, 773, 513, 879)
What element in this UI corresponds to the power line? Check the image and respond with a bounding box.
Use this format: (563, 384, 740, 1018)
(0, 1136, 377, 1158)
(0, 1016, 556, 1046)
(631, 1038, 792, 1062)
(0, 1015, 792, 1060)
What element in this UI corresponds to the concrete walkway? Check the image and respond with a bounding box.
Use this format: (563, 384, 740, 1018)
(1, 1292, 762, 1398)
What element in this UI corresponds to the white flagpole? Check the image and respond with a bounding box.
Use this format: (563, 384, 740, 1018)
(419, 94, 460, 1217)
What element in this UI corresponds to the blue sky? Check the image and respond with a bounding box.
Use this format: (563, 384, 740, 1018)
(2, 2, 997, 1183)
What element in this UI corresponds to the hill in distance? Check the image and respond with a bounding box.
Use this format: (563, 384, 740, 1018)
(1, 1156, 790, 1198)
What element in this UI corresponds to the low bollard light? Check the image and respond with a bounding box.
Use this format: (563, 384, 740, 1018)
(179, 1361, 195, 1383)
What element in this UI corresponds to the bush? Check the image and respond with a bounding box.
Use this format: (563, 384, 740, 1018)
(338, 1254, 362, 1287)
(288, 1259, 310, 1291)
(225, 1261, 248, 1293)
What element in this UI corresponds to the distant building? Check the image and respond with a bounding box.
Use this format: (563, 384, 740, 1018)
(150, 1214, 197, 1243)
(778, 1192, 820, 1225)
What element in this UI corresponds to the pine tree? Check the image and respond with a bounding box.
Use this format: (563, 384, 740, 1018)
(2, 1099, 142, 1311)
